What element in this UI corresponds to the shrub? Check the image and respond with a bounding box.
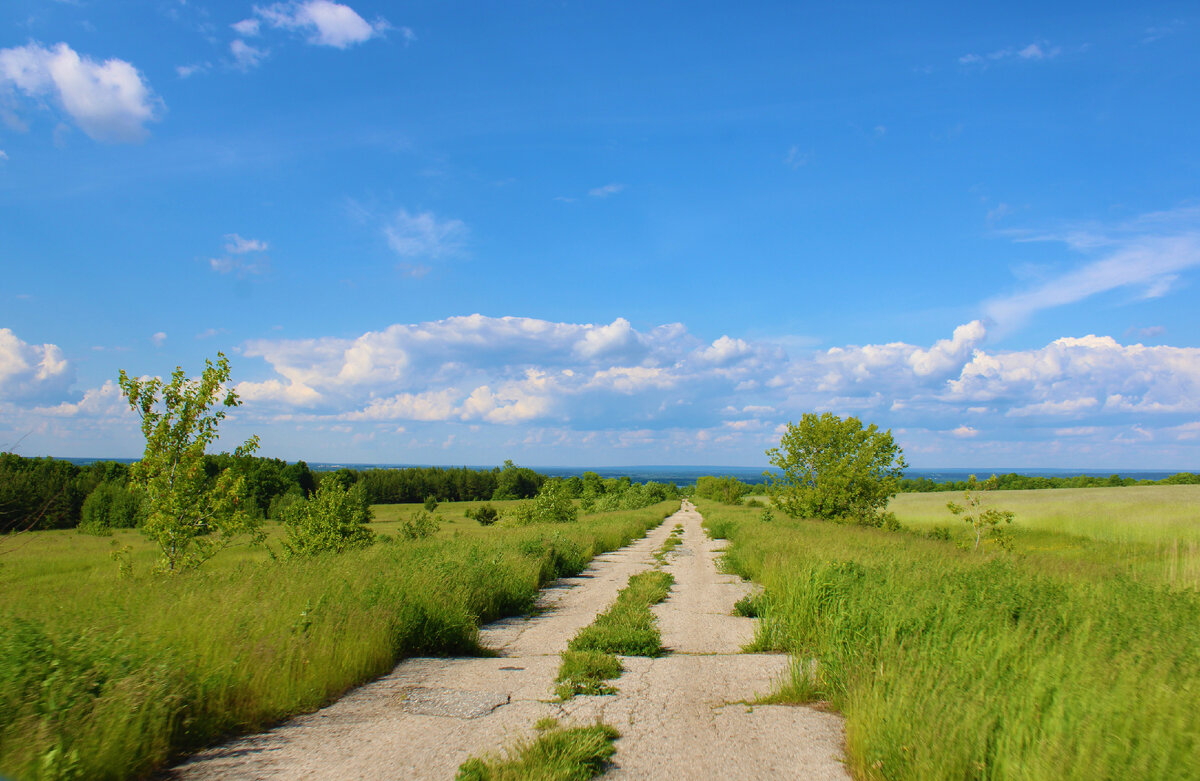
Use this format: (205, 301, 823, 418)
(400, 509, 441, 540)
(279, 481, 375, 557)
(78, 482, 142, 534)
(472, 504, 500, 526)
(423, 495, 439, 512)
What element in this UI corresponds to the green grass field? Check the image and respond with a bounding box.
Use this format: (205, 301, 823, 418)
(0, 499, 679, 781)
(698, 487, 1200, 780)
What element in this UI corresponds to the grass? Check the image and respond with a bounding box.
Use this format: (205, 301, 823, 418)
(455, 719, 619, 781)
(889, 484, 1200, 589)
(554, 651, 622, 699)
(696, 493, 1200, 780)
(0, 500, 679, 780)
(652, 523, 684, 564)
(555, 567, 676, 700)
(567, 570, 674, 657)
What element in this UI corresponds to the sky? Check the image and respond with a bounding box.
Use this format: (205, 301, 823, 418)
(1, 0, 1198, 469)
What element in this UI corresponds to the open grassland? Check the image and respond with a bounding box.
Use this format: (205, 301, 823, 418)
(697, 491, 1200, 781)
(0, 500, 678, 781)
(890, 484, 1200, 589)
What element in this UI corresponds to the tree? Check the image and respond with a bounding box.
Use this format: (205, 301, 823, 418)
(766, 412, 907, 525)
(280, 480, 375, 556)
(947, 475, 1015, 551)
(118, 353, 263, 572)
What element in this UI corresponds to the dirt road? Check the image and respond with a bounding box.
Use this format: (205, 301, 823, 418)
(172, 501, 847, 779)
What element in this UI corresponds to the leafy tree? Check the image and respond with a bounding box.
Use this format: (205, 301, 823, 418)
(280, 480, 375, 556)
(470, 503, 500, 526)
(766, 412, 907, 526)
(947, 475, 1016, 551)
(118, 353, 263, 572)
(492, 459, 544, 500)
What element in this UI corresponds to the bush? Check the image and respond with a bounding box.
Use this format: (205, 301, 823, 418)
(400, 509, 441, 540)
(279, 482, 375, 557)
(472, 504, 499, 526)
(78, 482, 142, 534)
(423, 496, 439, 512)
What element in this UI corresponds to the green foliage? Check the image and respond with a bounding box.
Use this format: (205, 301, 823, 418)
(898, 470, 1200, 493)
(279, 481, 375, 557)
(400, 509, 442, 540)
(470, 503, 500, 526)
(492, 460, 545, 500)
(456, 722, 619, 781)
(78, 482, 142, 534)
(118, 353, 264, 572)
(695, 475, 753, 504)
(532, 479, 578, 524)
(698, 498, 1200, 781)
(423, 495, 439, 512)
(946, 475, 1016, 551)
(567, 570, 674, 657)
(766, 412, 907, 526)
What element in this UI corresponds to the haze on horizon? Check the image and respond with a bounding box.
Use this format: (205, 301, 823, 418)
(1, 1, 1198, 470)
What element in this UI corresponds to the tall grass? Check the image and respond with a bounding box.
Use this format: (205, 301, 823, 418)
(0, 501, 678, 780)
(698, 498, 1200, 780)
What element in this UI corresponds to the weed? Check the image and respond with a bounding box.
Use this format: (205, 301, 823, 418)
(456, 722, 619, 781)
(554, 651, 622, 699)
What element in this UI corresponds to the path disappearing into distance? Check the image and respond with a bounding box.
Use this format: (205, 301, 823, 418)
(172, 501, 848, 779)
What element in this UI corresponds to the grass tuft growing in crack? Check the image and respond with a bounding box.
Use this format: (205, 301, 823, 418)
(456, 719, 619, 781)
(554, 568, 675, 699)
(554, 650, 622, 699)
(652, 524, 685, 564)
(568, 570, 674, 657)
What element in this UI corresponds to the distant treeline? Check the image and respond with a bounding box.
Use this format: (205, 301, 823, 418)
(0, 453, 682, 533)
(897, 471, 1200, 493)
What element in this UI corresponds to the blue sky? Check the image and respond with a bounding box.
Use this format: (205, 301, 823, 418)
(2, 0, 1198, 469)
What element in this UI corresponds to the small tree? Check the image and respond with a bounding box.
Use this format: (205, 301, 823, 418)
(118, 353, 263, 572)
(766, 412, 907, 526)
(947, 475, 1015, 551)
(279, 480, 375, 556)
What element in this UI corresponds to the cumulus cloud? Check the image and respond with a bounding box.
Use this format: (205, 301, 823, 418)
(384, 209, 467, 259)
(253, 1, 390, 48)
(0, 328, 74, 402)
(0, 41, 162, 142)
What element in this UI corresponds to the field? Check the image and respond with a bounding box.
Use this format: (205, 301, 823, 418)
(0, 499, 679, 780)
(698, 485, 1200, 780)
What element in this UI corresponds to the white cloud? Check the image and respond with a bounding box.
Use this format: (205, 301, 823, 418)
(176, 62, 210, 78)
(151, 332, 167, 346)
(959, 41, 1061, 66)
(384, 209, 467, 258)
(254, 1, 390, 49)
(0, 150, 7, 160)
(985, 209, 1200, 331)
(232, 18, 261, 37)
(224, 233, 268, 253)
(0, 41, 161, 143)
(230, 39, 266, 70)
(0, 328, 73, 402)
(31, 380, 127, 419)
(949, 425, 978, 438)
(784, 146, 807, 169)
(588, 183, 625, 198)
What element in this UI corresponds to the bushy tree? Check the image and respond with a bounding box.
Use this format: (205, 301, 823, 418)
(400, 508, 441, 539)
(766, 412, 906, 526)
(118, 353, 263, 572)
(280, 480, 375, 556)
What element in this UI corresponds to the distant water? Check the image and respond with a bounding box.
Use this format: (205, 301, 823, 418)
(60, 458, 1191, 486)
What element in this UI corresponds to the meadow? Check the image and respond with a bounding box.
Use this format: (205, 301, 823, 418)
(0, 499, 679, 780)
(699, 485, 1200, 780)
